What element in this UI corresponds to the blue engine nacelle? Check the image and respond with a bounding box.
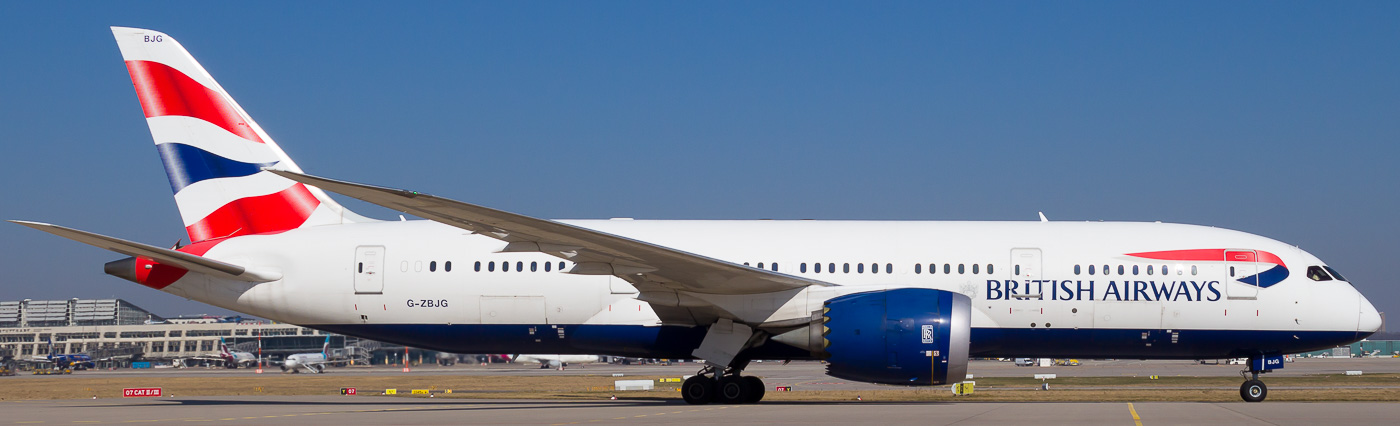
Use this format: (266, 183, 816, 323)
(821, 288, 971, 385)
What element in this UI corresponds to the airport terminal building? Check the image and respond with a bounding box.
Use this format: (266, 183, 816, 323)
(0, 298, 390, 367)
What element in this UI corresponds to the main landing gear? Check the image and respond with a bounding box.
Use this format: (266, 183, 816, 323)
(681, 365, 766, 404)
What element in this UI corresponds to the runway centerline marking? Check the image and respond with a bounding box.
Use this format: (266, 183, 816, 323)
(1127, 403, 1142, 426)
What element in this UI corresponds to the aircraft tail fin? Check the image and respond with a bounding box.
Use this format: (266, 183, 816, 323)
(321, 336, 330, 358)
(110, 27, 370, 243)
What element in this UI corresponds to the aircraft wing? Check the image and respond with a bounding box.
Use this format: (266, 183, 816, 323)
(269, 171, 835, 324)
(9, 221, 281, 282)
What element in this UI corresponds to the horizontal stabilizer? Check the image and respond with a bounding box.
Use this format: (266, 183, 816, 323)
(9, 220, 280, 282)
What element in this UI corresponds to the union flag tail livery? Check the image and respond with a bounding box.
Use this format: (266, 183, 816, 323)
(11, 27, 1383, 404)
(111, 27, 364, 242)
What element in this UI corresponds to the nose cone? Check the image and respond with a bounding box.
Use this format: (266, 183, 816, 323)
(1358, 295, 1383, 336)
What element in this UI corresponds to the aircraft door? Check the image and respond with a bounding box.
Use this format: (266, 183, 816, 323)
(1224, 250, 1259, 300)
(1010, 248, 1042, 296)
(1007, 248, 1049, 327)
(354, 246, 385, 294)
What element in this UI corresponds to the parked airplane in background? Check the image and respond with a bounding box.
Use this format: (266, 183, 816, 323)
(281, 336, 346, 374)
(219, 338, 257, 368)
(12, 27, 1382, 404)
(514, 354, 604, 369)
(30, 338, 93, 372)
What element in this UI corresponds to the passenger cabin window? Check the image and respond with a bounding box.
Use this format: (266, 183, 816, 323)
(857, 263, 865, 274)
(958, 264, 965, 274)
(1074, 265, 1081, 275)
(829, 263, 836, 273)
(429, 261, 437, 272)
(544, 262, 552, 272)
(1307, 266, 1333, 282)
(1191, 265, 1198, 275)
(1089, 265, 1096, 275)
(1014, 265, 1020, 276)
(886, 263, 892, 274)
(530, 261, 538, 272)
(987, 264, 993, 274)
(914, 264, 921, 274)
(358, 263, 363, 273)
(844, 263, 850, 273)
(445, 261, 452, 272)
(517, 261, 524, 272)
(1145, 265, 1152, 275)
(801, 263, 809, 273)
(559, 261, 566, 271)
(488, 261, 496, 272)
(758, 262, 765, 270)
(1132, 265, 1139, 275)
(972, 264, 979, 274)
(944, 264, 951, 274)
(1117, 265, 1124, 275)
(475, 261, 482, 272)
(772, 263, 779, 272)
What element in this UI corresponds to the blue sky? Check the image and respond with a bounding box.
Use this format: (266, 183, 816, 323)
(1, 2, 1397, 321)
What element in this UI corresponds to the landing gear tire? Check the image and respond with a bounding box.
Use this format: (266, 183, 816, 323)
(742, 376, 765, 404)
(682, 376, 715, 405)
(1240, 379, 1267, 402)
(717, 376, 750, 404)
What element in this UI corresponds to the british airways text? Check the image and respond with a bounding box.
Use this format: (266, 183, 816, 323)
(985, 280, 1223, 301)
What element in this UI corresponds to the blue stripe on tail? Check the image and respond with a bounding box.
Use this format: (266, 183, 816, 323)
(156, 143, 278, 193)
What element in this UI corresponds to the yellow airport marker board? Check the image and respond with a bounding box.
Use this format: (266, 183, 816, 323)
(952, 382, 975, 395)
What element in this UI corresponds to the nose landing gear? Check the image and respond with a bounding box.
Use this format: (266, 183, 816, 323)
(1239, 354, 1282, 402)
(1240, 376, 1267, 402)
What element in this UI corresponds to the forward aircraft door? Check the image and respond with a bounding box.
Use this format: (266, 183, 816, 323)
(353, 246, 384, 294)
(1225, 250, 1259, 300)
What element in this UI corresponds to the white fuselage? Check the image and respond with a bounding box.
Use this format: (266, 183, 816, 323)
(283, 353, 327, 373)
(158, 219, 1380, 359)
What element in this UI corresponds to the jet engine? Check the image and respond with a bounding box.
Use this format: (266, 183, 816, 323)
(773, 288, 971, 385)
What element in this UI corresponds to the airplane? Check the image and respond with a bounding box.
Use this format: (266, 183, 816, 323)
(219, 338, 257, 368)
(11, 27, 1382, 404)
(281, 336, 348, 374)
(182, 338, 257, 368)
(513, 354, 605, 369)
(29, 338, 93, 373)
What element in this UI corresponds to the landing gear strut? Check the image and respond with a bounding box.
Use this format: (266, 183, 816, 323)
(681, 365, 766, 405)
(1239, 354, 1280, 402)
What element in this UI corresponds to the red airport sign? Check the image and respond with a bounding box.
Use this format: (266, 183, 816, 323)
(341, 387, 357, 395)
(123, 388, 162, 397)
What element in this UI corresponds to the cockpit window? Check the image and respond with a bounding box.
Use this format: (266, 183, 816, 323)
(1323, 266, 1348, 282)
(1306, 266, 1333, 282)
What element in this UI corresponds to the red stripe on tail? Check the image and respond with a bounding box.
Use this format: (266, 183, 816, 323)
(185, 184, 321, 242)
(125, 60, 264, 143)
(134, 239, 223, 289)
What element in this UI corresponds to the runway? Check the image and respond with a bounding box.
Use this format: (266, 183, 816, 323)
(3, 396, 1398, 425)
(16, 358, 1398, 392)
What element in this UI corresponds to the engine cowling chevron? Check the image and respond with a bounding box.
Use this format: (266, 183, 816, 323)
(776, 288, 971, 385)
